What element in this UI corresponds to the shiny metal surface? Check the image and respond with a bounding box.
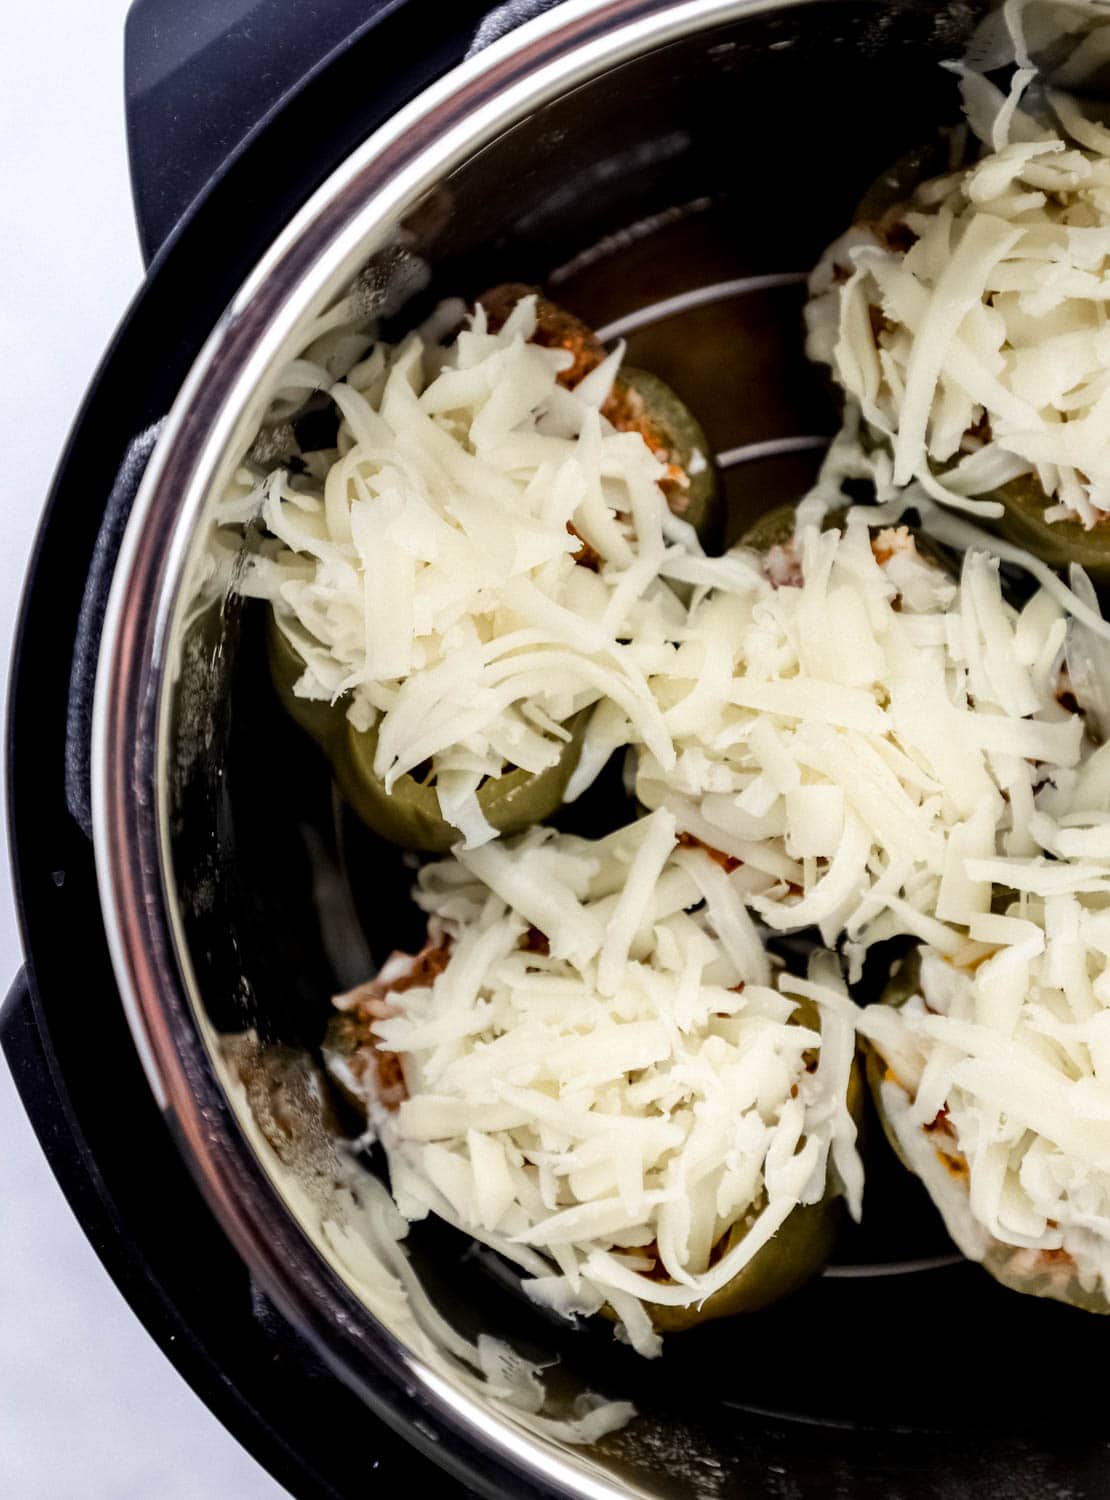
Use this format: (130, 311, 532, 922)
(89, 1, 1108, 1495)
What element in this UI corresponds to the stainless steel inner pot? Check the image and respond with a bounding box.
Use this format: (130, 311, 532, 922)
(91, 2, 1110, 1496)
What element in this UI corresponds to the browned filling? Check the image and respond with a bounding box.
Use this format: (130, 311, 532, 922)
(914, 1109, 1082, 1272)
(870, 526, 913, 566)
(479, 282, 608, 389)
(1056, 664, 1082, 717)
(762, 542, 804, 590)
(337, 921, 567, 1113)
(598, 378, 691, 515)
(936, 1149, 969, 1180)
(677, 829, 742, 874)
(334, 939, 452, 1110)
(522, 925, 551, 956)
(881, 219, 918, 255)
(479, 282, 692, 516)
(567, 521, 602, 571)
(1039, 1246, 1074, 1266)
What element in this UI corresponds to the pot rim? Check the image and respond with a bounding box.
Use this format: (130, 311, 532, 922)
(91, 1, 825, 1494)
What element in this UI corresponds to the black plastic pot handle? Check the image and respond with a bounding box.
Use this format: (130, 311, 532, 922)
(0, 965, 138, 1281)
(0, 968, 79, 1175)
(1, 964, 136, 1270)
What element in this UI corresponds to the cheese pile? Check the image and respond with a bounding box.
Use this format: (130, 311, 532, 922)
(345, 809, 862, 1358)
(234, 295, 688, 845)
(791, 0, 1110, 1303)
(806, 7, 1110, 527)
(861, 842, 1110, 1307)
(637, 509, 1087, 974)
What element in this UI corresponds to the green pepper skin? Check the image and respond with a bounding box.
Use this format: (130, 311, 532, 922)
(335, 712, 589, 854)
(649, 1194, 840, 1333)
(650, 1055, 864, 1333)
(740, 503, 824, 553)
(266, 618, 339, 747)
(740, 504, 959, 581)
(644, 996, 864, 1333)
(321, 1011, 372, 1115)
(987, 474, 1110, 587)
(869, 950, 1110, 1315)
(616, 366, 723, 550)
(267, 616, 589, 852)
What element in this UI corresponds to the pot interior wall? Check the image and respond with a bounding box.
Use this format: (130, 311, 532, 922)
(165, 3, 1110, 1496)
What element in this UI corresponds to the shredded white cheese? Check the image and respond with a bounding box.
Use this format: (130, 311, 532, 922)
(860, 921, 1110, 1310)
(637, 508, 1088, 974)
(806, 2, 1110, 528)
(231, 0, 1110, 1345)
(231, 295, 688, 843)
(333, 810, 862, 1358)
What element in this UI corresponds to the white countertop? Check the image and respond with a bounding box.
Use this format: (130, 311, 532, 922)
(0, 5, 287, 1495)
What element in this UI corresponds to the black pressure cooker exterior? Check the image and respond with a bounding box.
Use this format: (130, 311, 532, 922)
(3, 3, 520, 1494)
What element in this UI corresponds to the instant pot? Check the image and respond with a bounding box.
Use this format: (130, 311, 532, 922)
(8, 2, 1110, 1496)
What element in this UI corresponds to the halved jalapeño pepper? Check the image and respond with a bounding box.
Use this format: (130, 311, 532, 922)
(868, 950, 1110, 1315)
(267, 618, 588, 852)
(479, 283, 722, 548)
